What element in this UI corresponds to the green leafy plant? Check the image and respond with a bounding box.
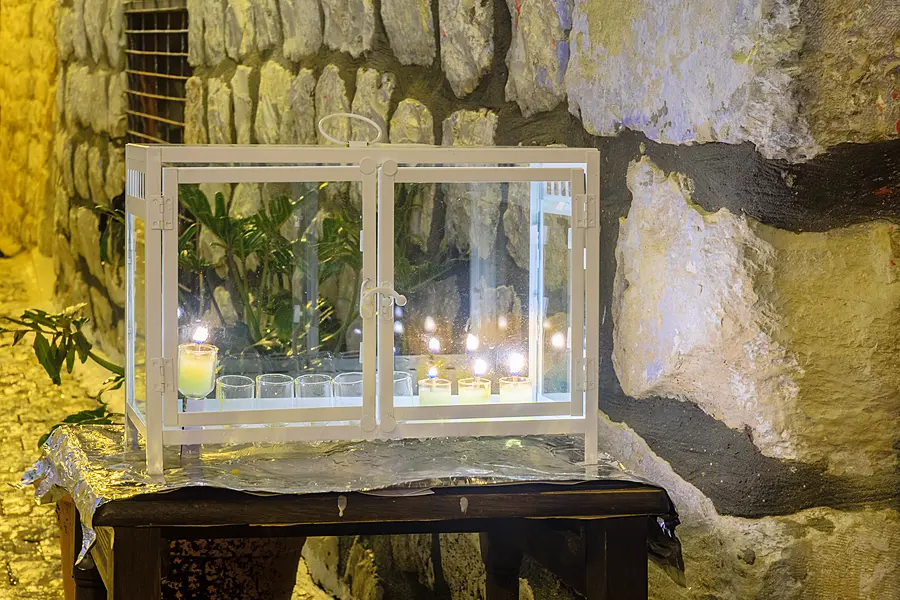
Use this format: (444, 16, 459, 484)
(0, 304, 124, 446)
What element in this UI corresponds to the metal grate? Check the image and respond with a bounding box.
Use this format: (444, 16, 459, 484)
(125, 0, 189, 144)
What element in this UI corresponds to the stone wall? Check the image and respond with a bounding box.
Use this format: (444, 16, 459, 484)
(0, 0, 59, 256)
(46, 0, 127, 359)
(29, 0, 900, 597)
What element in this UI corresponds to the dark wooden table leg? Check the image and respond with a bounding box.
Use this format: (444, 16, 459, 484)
(109, 527, 162, 600)
(584, 517, 648, 600)
(480, 527, 524, 600)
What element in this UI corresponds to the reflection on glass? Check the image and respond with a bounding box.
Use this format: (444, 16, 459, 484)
(334, 372, 363, 401)
(216, 375, 254, 411)
(256, 374, 294, 401)
(296, 374, 334, 404)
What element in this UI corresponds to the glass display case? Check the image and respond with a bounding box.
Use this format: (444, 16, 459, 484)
(125, 145, 599, 474)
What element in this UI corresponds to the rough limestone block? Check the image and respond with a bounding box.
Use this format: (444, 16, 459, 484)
(439, 0, 494, 98)
(73, 142, 90, 199)
(225, 0, 255, 61)
(286, 69, 317, 144)
(229, 182, 262, 218)
(72, 0, 89, 61)
(57, 6, 74, 61)
(53, 187, 71, 236)
(565, 0, 899, 161)
(90, 70, 110, 134)
(61, 138, 76, 197)
(321, 0, 375, 58)
(254, 61, 293, 145)
(505, 0, 571, 117)
(441, 109, 499, 256)
(381, 0, 435, 66)
(105, 145, 125, 200)
(390, 535, 435, 589)
(184, 76, 208, 144)
(207, 76, 233, 144)
(231, 65, 253, 144)
(73, 207, 104, 280)
(280, 0, 322, 60)
(85, 0, 108, 63)
(315, 65, 350, 145)
(439, 534, 486, 600)
(596, 413, 900, 600)
(613, 157, 900, 476)
(87, 144, 108, 206)
(390, 99, 435, 250)
(89, 287, 114, 337)
(64, 64, 89, 129)
(204, 0, 227, 66)
(188, 0, 205, 66)
(253, 0, 282, 53)
(103, 0, 125, 69)
(351, 68, 396, 143)
(107, 71, 126, 138)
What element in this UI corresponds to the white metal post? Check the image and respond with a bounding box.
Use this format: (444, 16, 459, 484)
(162, 169, 179, 429)
(584, 150, 601, 465)
(569, 170, 586, 419)
(377, 160, 398, 432)
(144, 147, 164, 475)
(360, 158, 378, 433)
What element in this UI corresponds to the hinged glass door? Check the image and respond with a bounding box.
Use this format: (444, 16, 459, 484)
(377, 162, 588, 437)
(160, 163, 378, 442)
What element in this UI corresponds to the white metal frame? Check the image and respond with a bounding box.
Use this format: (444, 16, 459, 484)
(124, 144, 600, 474)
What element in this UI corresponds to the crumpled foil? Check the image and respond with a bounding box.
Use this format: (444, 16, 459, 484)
(22, 425, 684, 583)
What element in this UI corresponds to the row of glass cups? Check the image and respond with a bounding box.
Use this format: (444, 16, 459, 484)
(215, 372, 415, 406)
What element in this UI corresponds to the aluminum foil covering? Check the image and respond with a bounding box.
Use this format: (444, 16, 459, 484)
(22, 425, 683, 581)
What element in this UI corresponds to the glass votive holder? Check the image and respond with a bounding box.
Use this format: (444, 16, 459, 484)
(256, 374, 295, 403)
(334, 372, 364, 405)
(177, 343, 218, 400)
(216, 375, 254, 408)
(393, 371, 413, 398)
(295, 373, 334, 406)
(418, 378, 452, 406)
(458, 377, 491, 404)
(498, 376, 533, 403)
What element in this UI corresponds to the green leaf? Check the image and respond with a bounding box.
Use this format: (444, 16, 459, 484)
(65, 338, 76, 373)
(33, 333, 61, 385)
(214, 191, 227, 218)
(74, 331, 92, 363)
(12, 330, 27, 345)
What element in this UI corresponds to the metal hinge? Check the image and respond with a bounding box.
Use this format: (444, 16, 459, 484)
(148, 195, 175, 230)
(150, 358, 174, 393)
(574, 194, 598, 230)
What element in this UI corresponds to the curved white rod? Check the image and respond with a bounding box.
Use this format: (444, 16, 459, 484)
(317, 112, 384, 146)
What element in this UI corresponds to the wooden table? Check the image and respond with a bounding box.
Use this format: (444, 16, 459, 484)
(68, 480, 669, 600)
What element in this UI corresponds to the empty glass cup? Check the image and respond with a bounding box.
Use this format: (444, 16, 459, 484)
(296, 374, 334, 407)
(333, 372, 363, 405)
(256, 374, 295, 403)
(216, 375, 254, 411)
(393, 371, 413, 402)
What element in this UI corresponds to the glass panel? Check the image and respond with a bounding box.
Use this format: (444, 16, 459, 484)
(126, 213, 146, 418)
(175, 180, 364, 416)
(391, 178, 572, 407)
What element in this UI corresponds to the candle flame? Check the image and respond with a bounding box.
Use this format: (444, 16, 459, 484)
(192, 324, 209, 344)
(427, 366, 439, 378)
(508, 352, 526, 375)
(428, 337, 441, 353)
(424, 316, 436, 332)
(466, 333, 480, 352)
(394, 321, 405, 334)
(551, 331, 566, 349)
(497, 315, 508, 330)
(473, 358, 488, 377)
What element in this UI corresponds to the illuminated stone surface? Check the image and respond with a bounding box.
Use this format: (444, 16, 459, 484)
(321, 0, 375, 57)
(103, 0, 125, 69)
(315, 65, 350, 145)
(351, 68, 396, 143)
(280, 0, 322, 59)
(203, 0, 227, 66)
(207, 76, 234, 144)
(255, 61, 293, 144)
(504, 0, 571, 117)
(285, 69, 317, 144)
(390, 99, 435, 250)
(232, 65, 254, 144)
(87, 144, 107, 206)
(565, 0, 899, 162)
(613, 157, 900, 476)
(225, 0, 255, 61)
(439, 0, 494, 97)
(184, 76, 208, 144)
(381, 0, 435, 66)
(107, 71, 126, 139)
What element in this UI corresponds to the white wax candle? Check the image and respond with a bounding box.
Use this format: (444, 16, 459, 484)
(499, 376, 532, 403)
(418, 378, 451, 405)
(458, 377, 491, 404)
(178, 343, 218, 399)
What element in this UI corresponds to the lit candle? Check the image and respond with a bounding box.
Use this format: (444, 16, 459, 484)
(499, 352, 532, 403)
(424, 316, 436, 333)
(551, 331, 566, 349)
(465, 333, 480, 353)
(427, 337, 441, 354)
(418, 366, 451, 405)
(178, 325, 218, 400)
(458, 358, 491, 404)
